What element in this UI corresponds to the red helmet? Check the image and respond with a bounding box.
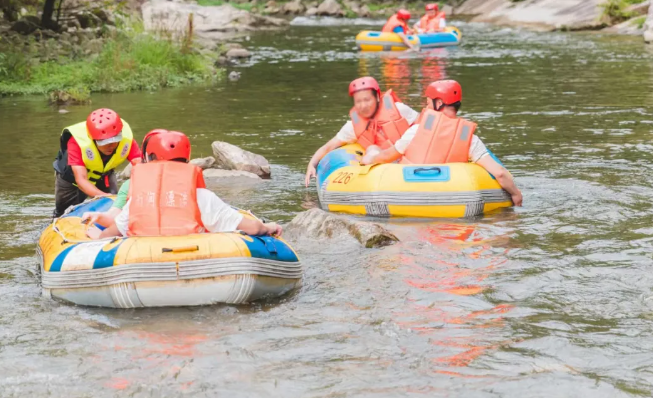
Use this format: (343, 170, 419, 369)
(86, 108, 123, 144)
(145, 130, 192, 162)
(426, 80, 462, 105)
(141, 129, 169, 162)
(349, 76, 381, 97)
(425, 3, 439, 12)
(397, 9, 411, 20)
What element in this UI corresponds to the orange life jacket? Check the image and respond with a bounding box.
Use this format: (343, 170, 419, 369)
(350, 90, 410, 150)
(418, 15, 432, 31)
(400, 108, 476, 164)
(382, 15, 408, 34)
(128, 161, 206, 237)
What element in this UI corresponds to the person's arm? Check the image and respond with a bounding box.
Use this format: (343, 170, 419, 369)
(397, 32, 417, 50)
(72, 166, 109, 197)
(81, 207, 122, 228)
(99, 223, 121, 239)
(237, 218, 282, 236)
(476, 156, 522, 206)
(361, 146, 402, 165)
(305, 136, 346, 187)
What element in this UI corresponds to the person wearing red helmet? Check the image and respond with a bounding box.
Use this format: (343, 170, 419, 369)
(361, 80, 523, 206)
(95, 130, 281, 239)
(304, 76, 419, 187)
(414, 3, 447, 33)
(382, 9, 418, 50)
(53, 108, 141, 217)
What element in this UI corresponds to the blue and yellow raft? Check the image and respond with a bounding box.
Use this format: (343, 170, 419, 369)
(356, 27, 462, 51)
(316, 144, 513, 218)
(37, 197, 302, 308)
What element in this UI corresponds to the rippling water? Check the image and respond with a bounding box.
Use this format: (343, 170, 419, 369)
(2, 18, 653, 396)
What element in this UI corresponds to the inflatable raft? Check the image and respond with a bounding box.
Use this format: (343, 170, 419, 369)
(316, 144, 512, 218)
(37, 197, 302, 308)
(356, 27, 462, 51)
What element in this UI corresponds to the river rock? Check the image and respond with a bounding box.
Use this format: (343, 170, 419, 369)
(228, 71, 242, 81)
(142, 1, 288, 41)
(358, 5, 371, 18)
(282, 0, 306, 15)
(225, 48, 251, 58)
(645, 2, 653, 42)
(455, 0, 604, 31)
(284, 208, 399, 248)
(190, 156, 216, 169)
(627, 1, 650, 16)
(203, 168, 262, 181)
(305, 7, 319, 16)
(316, 0, 344, 16)
(211, 141, 271, 178)
(10, 16, 40, 35)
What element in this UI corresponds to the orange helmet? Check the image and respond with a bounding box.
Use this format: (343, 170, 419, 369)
(144, 130, 191, 162)
(425, 3, 439, 12)
(426, 80, 462, 105)
(349, 76, 381, 97)
(86, 108, 123, 145)
(397, 9, 411, 20)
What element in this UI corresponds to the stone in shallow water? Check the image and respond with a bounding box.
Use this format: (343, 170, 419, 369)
(211, 141, 271, 178)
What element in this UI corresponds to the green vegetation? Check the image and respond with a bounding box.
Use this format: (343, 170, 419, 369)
(196, 0, 255, 12)
(600, 0, 646, 24)
(0, 22, 220, 100)
(633, 15, 647, 29)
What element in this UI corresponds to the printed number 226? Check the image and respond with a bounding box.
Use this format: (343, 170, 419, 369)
(333, 172, 353, 184)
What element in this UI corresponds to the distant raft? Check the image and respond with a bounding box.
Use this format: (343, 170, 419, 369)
(356, 27, 462, 51)
(37, 197, 302, 308)
(316, 144, 513, 218)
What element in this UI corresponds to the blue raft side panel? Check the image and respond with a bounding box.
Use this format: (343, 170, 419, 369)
(241, 235, 299, 263)
(417, 32, 459, 47)
(62, 197, 115, 218)
(316, 148, 357, 188)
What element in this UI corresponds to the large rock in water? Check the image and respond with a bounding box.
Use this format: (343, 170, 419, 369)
(141, 0, 288, 40)
(284, 208, 399, 248)
(211, 141, 271, 178)
(455, 0, 604, 31)
(316, 0, 344, 16)
(282, 0, 306, 15)
(645, 2, 653, 42)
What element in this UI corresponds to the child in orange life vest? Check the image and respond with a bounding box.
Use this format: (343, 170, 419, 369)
(414, 3, 446, 33)
(361, 80, 523, 207)
(97, 131, 282, 239)
(304, 76, 419, 187)
(381, 9, 418, 51)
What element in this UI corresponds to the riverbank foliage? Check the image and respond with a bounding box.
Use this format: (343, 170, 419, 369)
(600, 0, 647, 24)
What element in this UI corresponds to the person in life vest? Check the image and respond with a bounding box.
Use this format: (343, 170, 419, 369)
(381, 9, 418, 51)
(98, 130, 282, 238)
(414, 3, 446, 33)
(53, 108, 142, 217)
(361, 80, 523, 206)
(304, 76, 419, 187)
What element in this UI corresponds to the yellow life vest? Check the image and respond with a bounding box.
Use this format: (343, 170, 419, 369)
(61, 120, 133, 185)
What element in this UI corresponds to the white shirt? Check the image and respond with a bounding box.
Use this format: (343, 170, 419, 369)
(394, 124, 490, 163)
(335, 102, 420, 144)
(115, 188, 244, 237)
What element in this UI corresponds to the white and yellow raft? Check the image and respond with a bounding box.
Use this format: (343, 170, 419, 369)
(316, 144, 513, 218)
(37, 198, 302, 308)
(356, 27, 462, 52)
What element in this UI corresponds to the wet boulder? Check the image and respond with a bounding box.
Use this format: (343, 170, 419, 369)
(282, 0, 306, 15)
(203, 169, 262, 183)
(225, 48, 251, 58)
(284, 208, 399, 248)
(305, 7, 319, 16)
(190, 156, 216, 169)
(316, 0, 344, 17)
(211, 141, 271, 178)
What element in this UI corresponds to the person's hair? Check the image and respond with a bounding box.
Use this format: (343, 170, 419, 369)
(432, 99, 461, 112)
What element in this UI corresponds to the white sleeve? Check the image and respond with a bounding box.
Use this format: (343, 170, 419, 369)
(396, 103, 420, 124)
(440, 18, 446, 28)
(394, 124, 419, 155)
(469, 135, 490, 163)
(197, 188, 244, 233)
(114, 200, 130, 237)
(334, 121, 357, 144)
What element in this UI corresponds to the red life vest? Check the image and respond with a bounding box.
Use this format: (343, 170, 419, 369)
(350, 90, 410, 150)
(382, 15, 408, 34)
(418, 15, 432, 31)
(400, 108, 476, 164)
(128, 161, 207, 237)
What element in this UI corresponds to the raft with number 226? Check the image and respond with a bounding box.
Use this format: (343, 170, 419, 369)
(356, 26, 462, 52)
(315, 144, 513, 218)
(37, 197, 302, 308)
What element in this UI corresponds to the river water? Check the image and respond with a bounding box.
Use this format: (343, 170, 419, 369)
(2, 18, 653, 397)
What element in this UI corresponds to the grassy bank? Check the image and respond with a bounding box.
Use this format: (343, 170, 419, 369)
(0, 24, 221, 100)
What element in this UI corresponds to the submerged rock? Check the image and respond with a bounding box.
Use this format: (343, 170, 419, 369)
(203, 168, 262, 181)
(190, 156, 216, 170)
(211, 141, 271, 178)
(225, 48, 251, 58)
(285, 208, 399, 248)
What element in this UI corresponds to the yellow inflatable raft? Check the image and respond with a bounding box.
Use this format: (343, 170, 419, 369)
(356, 27, 462, 52)
(316, 144, 513, 218)
(37, 198, 302, 308)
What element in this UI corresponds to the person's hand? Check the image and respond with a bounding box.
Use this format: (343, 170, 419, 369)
(305, 164, 317, 187)
(81, 212, 101, 225)
(266, 222, 283, 237)
(86, 225, 102, 239)
(511, 192, 523, 207)
(360, 153, 375, 165)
